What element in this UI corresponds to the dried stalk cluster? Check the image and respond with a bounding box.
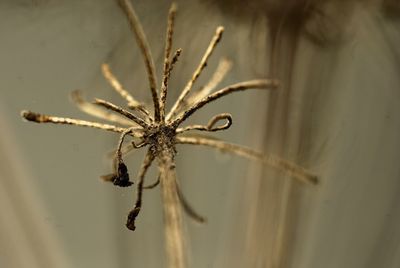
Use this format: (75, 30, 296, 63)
(21, 0, 318, 267)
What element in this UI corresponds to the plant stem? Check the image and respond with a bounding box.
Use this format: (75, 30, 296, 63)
(158, 149, 187, 268)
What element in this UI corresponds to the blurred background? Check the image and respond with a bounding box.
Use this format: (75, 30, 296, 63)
(0, 0, 399, 267)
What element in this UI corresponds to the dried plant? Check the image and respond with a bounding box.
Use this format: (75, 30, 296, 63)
(20, 0, 318, 267)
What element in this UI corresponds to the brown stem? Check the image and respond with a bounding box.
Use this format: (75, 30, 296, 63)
(117, 0, 160, 121)
(126, 150, 155, 231)
(171, 79, 279, 127)
(159, 3, 177, 122)
(93, 98, 148, 128)
(176, 113, 232, 134)
(70, 90, 133, 126)
(21, 110, 128, 134)
(167, 26, 224, 120)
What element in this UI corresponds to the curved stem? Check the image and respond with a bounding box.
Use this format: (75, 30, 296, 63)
(176, 135, 318, 185)
(176, 113, 232, 134)
(126, 150, 155, 230)
(171, 79, 279, 127)
(93, 98, 148, 128)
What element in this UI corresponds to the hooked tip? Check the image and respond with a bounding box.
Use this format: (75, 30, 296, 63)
(216, 26, 224, 34)
(126, 207, 141, 231)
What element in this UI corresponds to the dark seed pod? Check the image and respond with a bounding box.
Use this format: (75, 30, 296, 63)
(112, 162, 133, 187)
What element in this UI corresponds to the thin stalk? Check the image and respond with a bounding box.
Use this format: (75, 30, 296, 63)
(158, 150, 187, 268)
(167, 27, 224, 120)
(117, 0, 160, 121)
(21, 110, 128, 134)
(70, 90, 133, 126)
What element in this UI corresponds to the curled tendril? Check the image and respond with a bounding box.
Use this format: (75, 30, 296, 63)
(206, 113, 232, 131)
(176, 113, 232, 134)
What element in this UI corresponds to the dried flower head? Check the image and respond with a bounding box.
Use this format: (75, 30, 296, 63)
(21, 0, 317, 267)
